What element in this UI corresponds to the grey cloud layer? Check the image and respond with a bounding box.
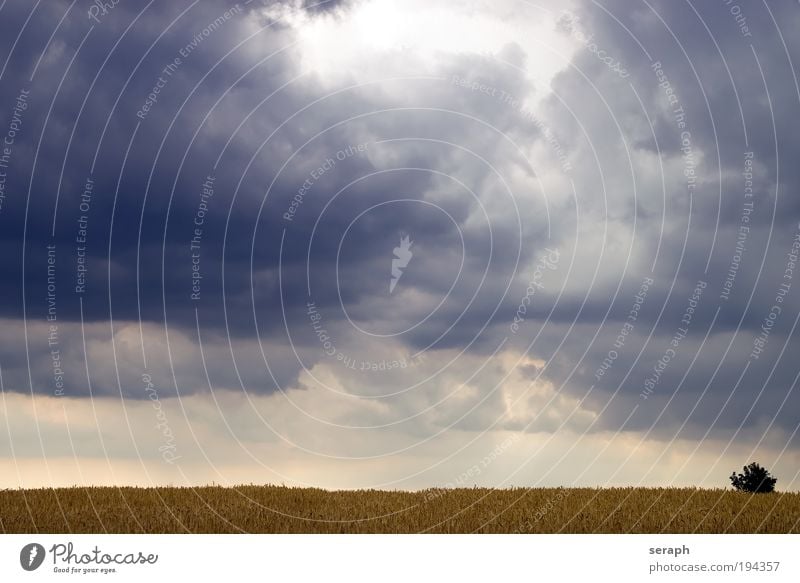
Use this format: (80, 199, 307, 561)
(0, 0, 798, 454)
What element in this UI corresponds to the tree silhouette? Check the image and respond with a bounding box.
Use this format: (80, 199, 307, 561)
(730, 462, 777, 493)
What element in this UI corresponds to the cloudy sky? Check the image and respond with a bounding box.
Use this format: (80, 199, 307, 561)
(0, 0, 799, 491)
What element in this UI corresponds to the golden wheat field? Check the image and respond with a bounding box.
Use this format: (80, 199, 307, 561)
(1, 486, 799, 533)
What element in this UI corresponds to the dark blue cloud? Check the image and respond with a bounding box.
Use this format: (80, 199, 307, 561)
(0, 0, 798, 457)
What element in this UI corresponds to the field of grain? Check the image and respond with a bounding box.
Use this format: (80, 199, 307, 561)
(1, 486, 798, 533)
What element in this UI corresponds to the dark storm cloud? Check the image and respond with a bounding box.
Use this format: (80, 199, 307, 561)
(518, 0, 800, 439)
(0, 0, 539, 397)
(0, 0, 798, 457)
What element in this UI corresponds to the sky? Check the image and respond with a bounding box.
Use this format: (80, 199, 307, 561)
(0, 0, 799, 490)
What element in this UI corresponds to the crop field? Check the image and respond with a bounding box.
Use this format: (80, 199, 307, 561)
(1, 486, 799, 533)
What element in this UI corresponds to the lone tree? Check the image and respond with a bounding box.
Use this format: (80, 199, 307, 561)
(730, 462, 777, 493)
